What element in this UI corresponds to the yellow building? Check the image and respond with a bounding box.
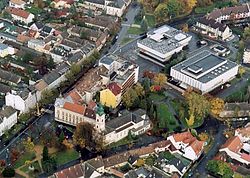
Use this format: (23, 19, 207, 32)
(100, 82, 122, 108)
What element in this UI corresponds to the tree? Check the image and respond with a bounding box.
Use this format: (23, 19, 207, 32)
(70, 63, 81, 76)
(122, 88, 138, 109)
(153, 73, 167, 87)
(80, 31, 89, 39)
(42, 146, 49, 162)
(186, 113, 194, 127)
(23, 137, 35, 152)
(39, 89, 55, 107)
(134, 83, 145, 99)
(154, 3, 168, 22)
(206, 160, 233, 177)
(140, 19, 148, 32)
(185, 91, 210, 122)
(94, 133, 106, 152)
(210, 98, 224, 117)
(183, 0, 197, 12)
(73, 122, 94, 148)
(59, 131, 65, 143)
(3, 11, 12, 20)
(238, 66, 246, 77)
(2, 167, 15, 177)
(47, 57, 55, 69)
(181, 23, 189, 33)
(23, 53, 33, 63)
(166, 0, 182, 17)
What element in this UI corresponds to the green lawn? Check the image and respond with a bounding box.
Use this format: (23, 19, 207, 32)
(20, 161, 42, 176)
(127, 27, 143, 35)
(121, 37, 133, 45)
(107, 136, 136, 149)
(145, 14, 156, 28)
(14, 152, 36, 169)
(26, 6, 43, 15)
(157, 103, 179, 132)
(149, 93, 166, 102)
(52, 149, 80, 166)
(195, 1, 236, 14)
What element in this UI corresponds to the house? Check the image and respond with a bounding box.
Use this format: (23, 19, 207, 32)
(6, 7, 34, 24)
(9, 0, 26, 9)
(27, 39, 45, 52)
(194, 17, 232, 41)
(235, 123, 250, 143)
(52, 0, 74, 9)
(29, 22, 44, 31)
(0, 106, 17, 136)
(84, 0, 130, 17)
(137, 25, 192, 65)
(83, 15, 117, 31)
(0, 68, 21, 86)
(100, 82, 122, 108)
(219, 102, 250, 118)
(5, 86, 37, 113)
(0, 32, 17, 42)
(0, 83, 11, 96)
(219, 136, 250, 165)
(243, 40, 250, 64)
(167, 131, 205, 161)
(0, 43, 15, 57)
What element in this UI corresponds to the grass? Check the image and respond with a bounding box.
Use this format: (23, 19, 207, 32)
(121, 37, 133, 45)
(52, 149, 79, 166)
(195, 1, 235, 14)
(14, 152, 36, 169)
(149, 93, 166, 102)
(107, 136, 136, 149)
(26, 6, 43, 15)
(157, 103, 179, 132)
(3, 123, 24, 142)
(145, 14, 156, 28)
(127, 27, 143, 35)
(20, 161, 41, 175)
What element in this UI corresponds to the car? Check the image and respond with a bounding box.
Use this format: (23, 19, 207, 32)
(123, 17, 128, 21)
(196, 40, 207, 46)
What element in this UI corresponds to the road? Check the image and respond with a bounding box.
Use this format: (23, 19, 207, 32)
(109, 4, 140, 53)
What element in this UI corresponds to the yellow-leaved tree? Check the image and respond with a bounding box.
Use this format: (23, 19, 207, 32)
(210, 97, 225, 117)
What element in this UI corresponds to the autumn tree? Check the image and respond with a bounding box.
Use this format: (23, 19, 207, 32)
(122, 88, 138, 109)
(154, 3, 169, 22)
(153, 73, 167, 87)
(23, 137, 35, 152)
(183, 0, 197, 12)
(73, 122, 94, 148)
(185, 91, 210, 125)
(134, 83, 145, 99)
(210, 97, 224, 117)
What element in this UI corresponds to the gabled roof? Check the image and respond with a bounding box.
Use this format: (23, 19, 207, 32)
(10, 0, 25, 5)
(63, 102, 85, 114)
(6, 7, 31, 19)
(0, 68, 21, 84)
(190, 140, 205, 156)
(54, 163, 84, 178)
(0, 106, 16, 123)
(198, 17, 228, 32)
(236, 123, 250, 138)
(107, 82, 121, 96)
(221, 136, 243, 153)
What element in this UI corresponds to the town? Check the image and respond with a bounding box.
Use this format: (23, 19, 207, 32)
(0, 0, 248, 177)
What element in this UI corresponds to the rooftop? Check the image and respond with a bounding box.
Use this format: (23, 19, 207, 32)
(171, 50, 238, 83)
(221, 136, 243, 153)
(197, 17, 227, 32)
(0, 68, 21, 84)
(10, 0, 26, 5)
(6, 7, 31, 19)
(138, 25, 191, 55)
(0, 106, 16, 123)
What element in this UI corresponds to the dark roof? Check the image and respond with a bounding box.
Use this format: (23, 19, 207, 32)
(43, 62, 70, 85)
(146, 169, 168, 178)
(82, 162, 97, 178)
(34, 22, 44, 30)
(105, 109, 146, 133)
(0, 83, 11, 94)
(198, 17, 228, 32)
(0, 106, 16, 123)
(84, 108, 96, 119)
(0, 68, 21, 84)
(42, 26, 53, 34)
(68, 51, 84, 63)
(85, 0, 105, 5)
(85, 156, 104, 169)
(168, 157, 185, 172)
(224, 102, 250, 111)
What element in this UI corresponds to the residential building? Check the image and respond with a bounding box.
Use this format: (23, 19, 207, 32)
(84, 0, 130, 17)
(52, 0, 74, 9)
(0, 106, 17, 136)
(0, 43, 15, 57)
(235, 123, 250, 143)
(194, 17, 232, 41)
(6, 7, 34, 24)
(83, 15, 117, 31)
(29, 22, 44, 31)
(9, 0, 26, 9)
(219, 102, 250, 118)
(100, 82, 122, 108)
(167, 131, 205, 161)
(5, 86, 37, 113)
(27, 39, 45, 52)
(99, 54, 139, 94)
(243, 40, 250, 64)
(137, 25, 192, 66)
(170, 50, 239, 94)
(219, 136, 250, 165)
(0, 68, 21, 86)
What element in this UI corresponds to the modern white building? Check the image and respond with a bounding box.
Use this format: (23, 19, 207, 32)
(9, 0, 26, 9)
(6, 7, 34, 24)
(137, 25, 192, 66)
(0, 106, 17, 136)
(170, 50, 239, 94)
(0, 43, 15, 58)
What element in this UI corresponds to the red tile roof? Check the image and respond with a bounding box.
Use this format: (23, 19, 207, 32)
(6, 7, 30, 19)
(108, 82, 121, 96)
(190, 140, 204, 156)
(55, 164, 84, 178)
(67, 90, 82, 104)
(63, 102, 85, 115)
(88, 100, 97, 110)
(241, 153, 250, 162)
(221, 136, 243, 153)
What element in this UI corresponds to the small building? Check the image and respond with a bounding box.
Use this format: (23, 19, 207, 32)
(0, 43, 15, 57)
(0, 68, 21, 86)
(0, 106, 17, 136)
(27, 39, 45, 52)
(194, 17, 232, 41)
(137, 25, 192, 66)
(6, 7, 34, 24)
(243, 40, 250, 64)
(100, 82, 122, 108)
(9, 0, 26, 9)
(170, 50, 239, 94)
(219, 102, 250, 118)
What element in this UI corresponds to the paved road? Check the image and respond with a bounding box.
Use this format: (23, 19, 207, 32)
(109, 5, 140, 53)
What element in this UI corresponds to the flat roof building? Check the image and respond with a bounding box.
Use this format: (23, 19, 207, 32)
(137, 25, 192, 66)
(170, 50, 239, 94)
